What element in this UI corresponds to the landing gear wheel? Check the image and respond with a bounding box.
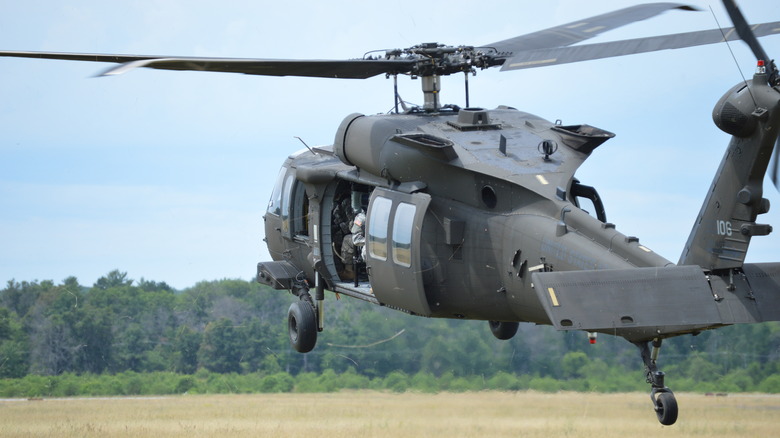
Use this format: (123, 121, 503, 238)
(288, 300, 317, 353)
(634, 340, 679, 425)
(489, 321, 519, 340)
(654, 392, 678, 426)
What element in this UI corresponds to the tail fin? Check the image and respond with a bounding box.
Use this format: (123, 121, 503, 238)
(679, 67, 779, 269)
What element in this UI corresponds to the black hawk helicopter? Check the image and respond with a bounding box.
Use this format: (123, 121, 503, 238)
(3, 0, 780, 426)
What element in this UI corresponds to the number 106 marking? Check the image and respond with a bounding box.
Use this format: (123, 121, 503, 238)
(716, 220, 733, 236)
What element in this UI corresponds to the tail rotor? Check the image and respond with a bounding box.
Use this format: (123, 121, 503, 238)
(723, 0, 779, 86)
(724, 0, 780, 195)
(679, 1, 780, 269)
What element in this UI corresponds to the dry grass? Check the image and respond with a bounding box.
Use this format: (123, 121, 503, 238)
(1, 391, 778, 437)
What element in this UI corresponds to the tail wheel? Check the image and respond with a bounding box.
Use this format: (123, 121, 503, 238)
(655, 392, 678, 426)
(489, 320, 519, 340)
(288, 300, 317, 353)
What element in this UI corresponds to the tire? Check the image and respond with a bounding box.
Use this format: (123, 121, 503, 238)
(655, 392, 678, 426)
(489, 320, 519, 340)
(288, 300, 317, 353)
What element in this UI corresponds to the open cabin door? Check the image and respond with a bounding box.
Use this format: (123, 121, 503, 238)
(366, 188, 432, 316)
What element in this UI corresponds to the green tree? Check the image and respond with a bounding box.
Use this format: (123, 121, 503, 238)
(72, 306, 113, 373)
(136, 278, 172, 292)
(172, 326, 201, 374)
(4, 273, 780, 394)
(113, 323, 147, 372)
(94, 270, 133, 290)
(0, 308, 28, 378)
(421, 335, 459, 377)
(562, 351, 589, 379)
(1, 279, 47, 318)
(28, 313, 75, 375)
(198, 318, 244, 373)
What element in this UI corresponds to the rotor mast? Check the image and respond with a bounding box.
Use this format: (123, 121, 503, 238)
(421, 75, 441, 111)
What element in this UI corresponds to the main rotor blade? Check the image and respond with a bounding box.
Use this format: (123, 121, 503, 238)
(98, 57, 418, 79)
(500, 21, 780, 71)
(0, 51, 416, 79)
(722, 0, 771, 64)
(484, 3, 698, 55)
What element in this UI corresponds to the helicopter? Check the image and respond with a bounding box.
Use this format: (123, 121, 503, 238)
(2, 0, 780, 426)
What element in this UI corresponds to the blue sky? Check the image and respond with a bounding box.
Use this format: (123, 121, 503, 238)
(1, 0, 779, 289)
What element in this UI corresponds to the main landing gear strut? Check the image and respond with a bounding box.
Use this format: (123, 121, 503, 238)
(634, 338, 678, 426)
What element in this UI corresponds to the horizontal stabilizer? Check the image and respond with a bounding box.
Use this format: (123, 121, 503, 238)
(532, 264, 780, 341)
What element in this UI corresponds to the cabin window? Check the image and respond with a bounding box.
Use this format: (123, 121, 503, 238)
(267, 168, 287, 216)
(290, 180, 309, 237)
(392, 202, 416, 267)
(368, 196, 392, 260)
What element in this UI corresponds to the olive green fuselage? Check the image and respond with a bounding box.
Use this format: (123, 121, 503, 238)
(263, 107, 670, 325)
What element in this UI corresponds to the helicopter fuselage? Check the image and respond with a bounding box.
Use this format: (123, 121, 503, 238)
(260, 106, 671, 328)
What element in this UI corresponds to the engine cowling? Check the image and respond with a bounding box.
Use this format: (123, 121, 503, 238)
(333, 112, 458, 183)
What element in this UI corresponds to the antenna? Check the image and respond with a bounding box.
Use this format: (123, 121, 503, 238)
(294, 136, 317, 155)
(709, 5, 758, 106)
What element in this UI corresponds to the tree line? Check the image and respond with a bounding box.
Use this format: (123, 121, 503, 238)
(1, 270, 779, 395)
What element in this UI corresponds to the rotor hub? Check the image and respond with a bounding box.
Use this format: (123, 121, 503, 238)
(381, 43, 499, 78)
(377, 43, 501, 111)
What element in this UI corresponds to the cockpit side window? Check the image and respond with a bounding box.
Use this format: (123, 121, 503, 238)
(276, 173, 296, 237)
(280, 174, 295, 222)
(267, 168, 287, 216)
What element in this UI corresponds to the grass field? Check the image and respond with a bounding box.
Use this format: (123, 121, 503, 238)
(1, 391, 778, 437)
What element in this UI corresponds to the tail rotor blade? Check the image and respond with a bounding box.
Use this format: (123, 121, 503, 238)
(722, 0, 779, 84)
(723, 0, 770, 62)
